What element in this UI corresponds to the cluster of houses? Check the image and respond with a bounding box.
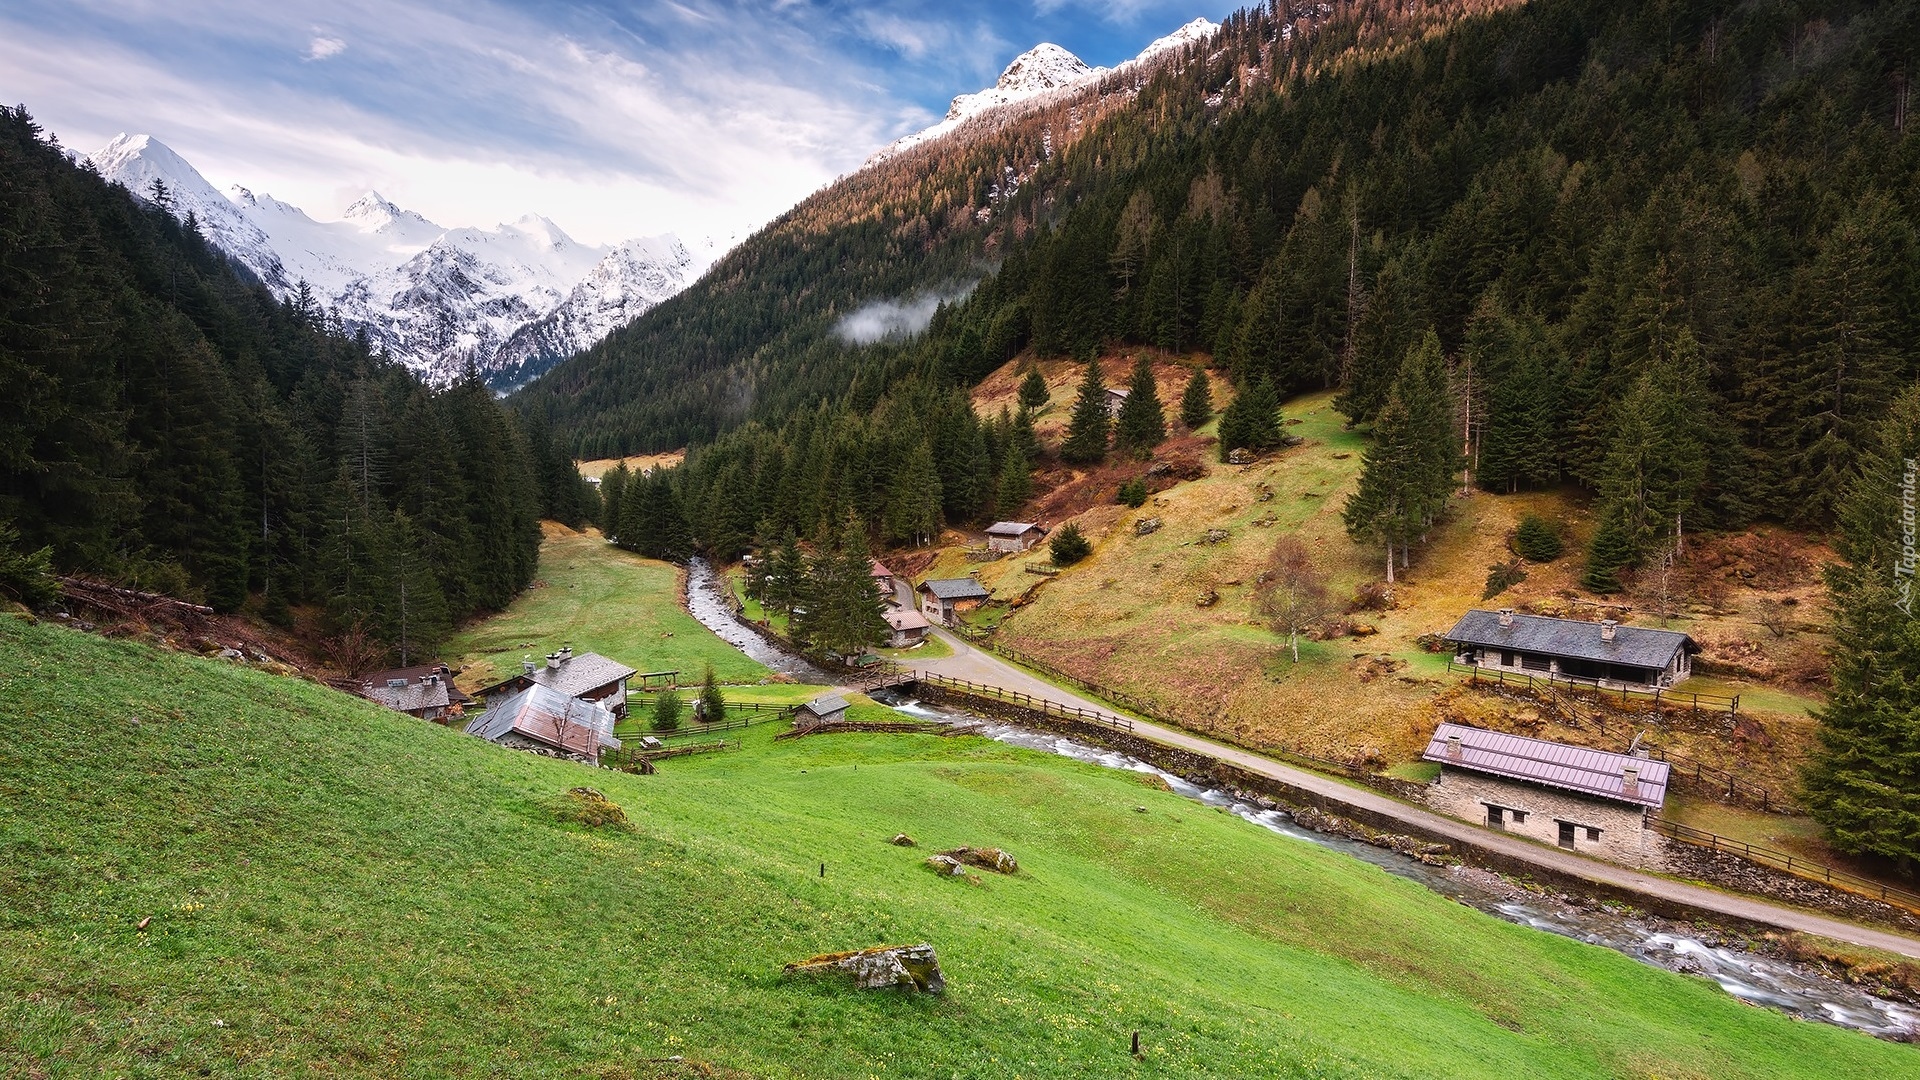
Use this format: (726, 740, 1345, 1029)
(358, 645, 637, 766)
(1418, 607, 1702, 866)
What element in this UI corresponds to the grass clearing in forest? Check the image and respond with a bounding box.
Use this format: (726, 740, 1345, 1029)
(3, 615, 1912, 1079)
(444, 526, 769, 692)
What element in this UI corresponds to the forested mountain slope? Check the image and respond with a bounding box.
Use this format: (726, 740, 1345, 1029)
(0, 108, 548, 657)
(548, 0, 1917, 575)
(516, 1, 1504, 456)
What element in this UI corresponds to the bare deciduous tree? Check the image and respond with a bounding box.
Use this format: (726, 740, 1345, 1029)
(1255, 538, 1335, 663)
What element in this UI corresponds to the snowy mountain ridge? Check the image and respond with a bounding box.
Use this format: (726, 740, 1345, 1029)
(86, 134, 703, 389)
(869, 17, 1220, 163)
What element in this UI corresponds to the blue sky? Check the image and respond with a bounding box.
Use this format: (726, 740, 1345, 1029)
(2, 1, 1238, 246)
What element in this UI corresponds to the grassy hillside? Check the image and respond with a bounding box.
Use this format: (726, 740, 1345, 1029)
(2, 614, 1912, 1077)
(443, 525, 769, 692)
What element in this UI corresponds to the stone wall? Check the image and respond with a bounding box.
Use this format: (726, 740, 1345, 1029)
(1426, 767, 1668, 870)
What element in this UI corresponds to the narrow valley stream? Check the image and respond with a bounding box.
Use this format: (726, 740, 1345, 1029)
(677, 571, 1918, 1042)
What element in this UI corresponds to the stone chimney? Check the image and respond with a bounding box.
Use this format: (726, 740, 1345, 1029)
(1601, 619, 1618, 642)
(1621, 763, 1640, 797)
(559, 644, 573, 663)
(522, 656, 536, 677)
(546, 652, 562, 671)
(1498, 608, 1514, 628)
(1445, 733, 1463, 758)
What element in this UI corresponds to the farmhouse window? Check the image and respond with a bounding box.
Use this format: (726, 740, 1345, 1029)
(1585, 826, 1601, 841)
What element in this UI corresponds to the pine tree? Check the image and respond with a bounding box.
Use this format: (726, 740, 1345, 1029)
(1580, 502, 1638, 593)
(1049, 523, 1092, 565)
(1113, 355, 1166, 457)
(794, 515, 889, 659)
(652, 688, 684, 732)
(1059, 358, 1111, 464)
(764, 532, 804, 623)
(1801, 388, 1920, 869)
(1217, 379, 1283, 461)
(996, 445, 1031, 516)
(697, 663, 726, 725)
(1018, 367, 1050, 412)
(1179, 365, 1212, 429)
(600, 464, 630, 540)
(1342, 334, 1457, 581)
(885, 439, 943, 547)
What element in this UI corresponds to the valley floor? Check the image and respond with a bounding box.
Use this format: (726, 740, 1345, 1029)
(4, 613, 1916, 1077)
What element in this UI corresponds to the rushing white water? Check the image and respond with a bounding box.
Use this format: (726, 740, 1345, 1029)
(879, 692, 1920, 1042)
(682, 558, 834, 683)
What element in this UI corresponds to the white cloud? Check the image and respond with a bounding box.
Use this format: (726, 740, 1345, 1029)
(835, 282, 979, 345)
(0, 0, 890, 247)
(305, 34, 345, 61)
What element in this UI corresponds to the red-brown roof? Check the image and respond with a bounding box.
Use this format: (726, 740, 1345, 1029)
(1421, 723, 1669, 809)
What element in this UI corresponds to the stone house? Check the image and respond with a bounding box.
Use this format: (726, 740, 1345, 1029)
(984, 521, 1045, 553)
(1446, 608, 1697, 689)
(476, 646, 638, 718)
(465, 683, 622, 764)
(797, 694, 850, 725)
(358, 662, 470, 722)
(1420, 722, 1671, 869)
(870, 559, 897, 602)
(917, 577, 989, 625)
(884, 608, 932, 648)
(1104, 386, 1129, 417)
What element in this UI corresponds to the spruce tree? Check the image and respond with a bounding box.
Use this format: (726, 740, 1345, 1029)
(1113, 355, 1166, 457)
(1342, 334, 1457, 581)
(652, 688, 684, 732)
(1580, 503, 1638, 593)
(1059, 358, 1111, 464)
(885, 439, 943, 547)
(698, 663, 726, 725)
(1217, 379, 1283, 461)
(1801, 388, 1920, 869)
(1018, 367, 1050, 411)
(1179, 365, 1212, 429)
(996, 445, 1032, 516)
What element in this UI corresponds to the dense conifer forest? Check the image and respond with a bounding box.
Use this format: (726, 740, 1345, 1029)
(540, 0, 1917, 578)
(0, 108, 550, 660)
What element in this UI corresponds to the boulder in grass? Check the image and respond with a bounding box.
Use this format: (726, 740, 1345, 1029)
(784, 944, 945, 993)
(942, 846, 1018, 875)
(925, 854, 966, 876)
(890, 833, 917, 847)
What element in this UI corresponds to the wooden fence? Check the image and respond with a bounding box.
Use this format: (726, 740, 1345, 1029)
(1446, 661, 1739, 714)
(1640, 746, 1801, 815)
(1649, 817, 1920, 916)
(915, 673, 1134, 734)
(986, 643, 1178, 725)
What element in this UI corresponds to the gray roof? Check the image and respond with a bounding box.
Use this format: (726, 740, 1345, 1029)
(885, 608, 931, 631)
(466, 683, 619, 757)
(364, 679, 451, 714)
(985, 521, 1041, 536)
(802, 694, 849, 716)
(1422, 723, 1669, 809)
(920, 577, 989, 600)
(1446, 610, 1695, 672)
(526, 652, 636, 698)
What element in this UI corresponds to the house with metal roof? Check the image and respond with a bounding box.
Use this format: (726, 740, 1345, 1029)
(797, 694, 850, 726)
(984, 521, 1046, 553)
(1445, 608, 1698, 689)
(870, 559, 897, 601)
(1420, 722, 1671, 869)
(466, 683, 621, 763)
(1104, 386, 1129, 417)
(474, 645, 638, 717)
(917, 577, 989, 625)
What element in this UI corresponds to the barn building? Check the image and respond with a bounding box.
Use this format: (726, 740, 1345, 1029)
(465, 683, 622, 764)
(884, 608, 932, 648)
(1445, 609, 1697, 689)
(1421, 723, 1671, 869)
(984, 521, 1045, 553)
(917, 578, 989, 625)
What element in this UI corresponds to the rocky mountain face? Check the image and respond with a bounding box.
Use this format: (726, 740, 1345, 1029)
(86, 134, 702, 389)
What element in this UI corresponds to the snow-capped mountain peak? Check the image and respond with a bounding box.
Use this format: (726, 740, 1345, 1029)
(85, 134, 705, 388)
(870, 16, 1221, 164)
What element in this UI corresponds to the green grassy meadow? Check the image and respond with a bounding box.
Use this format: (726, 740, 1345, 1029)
(2, 615, 1910, 1078)
(444, 527, 769, 690)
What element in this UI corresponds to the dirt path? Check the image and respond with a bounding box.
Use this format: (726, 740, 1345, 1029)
(913, 627, 1920, 959)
